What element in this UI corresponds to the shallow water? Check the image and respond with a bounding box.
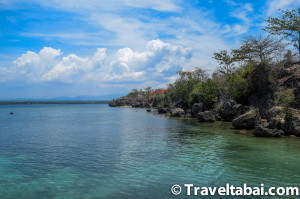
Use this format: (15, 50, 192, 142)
(0, 104, 299, 199)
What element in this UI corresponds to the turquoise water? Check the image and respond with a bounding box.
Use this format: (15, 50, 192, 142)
(0, 104, 299, 199)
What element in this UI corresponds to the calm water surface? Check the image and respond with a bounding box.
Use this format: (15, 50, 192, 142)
(0, 104, 299, 199)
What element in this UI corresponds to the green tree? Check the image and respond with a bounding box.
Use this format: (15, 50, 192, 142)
(263, 8, 300, 55)
(126, 89, 140, 98)
(169, 67, 208, 106)
(225, 63, 255, 103)
(189, 79, 219, 109)
(275, 88, 295, 118)
(144, 87, 152, 96)
(212, 50, 236, 74)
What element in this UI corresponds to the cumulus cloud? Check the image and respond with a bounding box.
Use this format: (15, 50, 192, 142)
(9, 47, 62, 81)
(0, 40, 192, 86)
(42, 48, 106, 82)
(108, 39, 191, 76)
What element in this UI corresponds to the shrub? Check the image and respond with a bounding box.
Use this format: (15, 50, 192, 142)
(189, 79, 219, 109)
(126, 89, 145, 98)
(275, 88, 295, 118)
(154, 94, 165, 108)
(163, 92, 171, 108)
(225, 62, 255, 103)
(168, 67, 208, 107)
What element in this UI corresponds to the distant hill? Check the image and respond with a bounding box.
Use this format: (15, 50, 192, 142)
(48, 94, 124, 101)
(0, 94, 125, 102)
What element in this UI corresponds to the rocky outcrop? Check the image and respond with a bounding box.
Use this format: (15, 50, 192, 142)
(132, 102, 141, 107)
(170, 108, 185, 117)
(253, 125, 284, 137)
(233, 104, 250, 117)
(109, 100, 118, 107)
(268, 117, 283, 129)
(232, 109, 261, 129)
(109, 97, 130, 107)
(197, 111, 216, 122)
(278, 62, 300, 109)
(281, 116, 300, 136)
(248, 63, 276, 119)
(171, 100, 188, 110)
(192, 103, 203, 117)
(218, 98, 237, 121)
(266, 107, 283, 121)
(185, 109, 192, 117)
(218, 101, 249, 122)
(158, 108, 168, 114)
(265, 107, 284, 129)
(254, 106, 300, 137)
(109, 95, 152, 108)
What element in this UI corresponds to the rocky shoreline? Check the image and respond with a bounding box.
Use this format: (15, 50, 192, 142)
(109, 61, 300, 138)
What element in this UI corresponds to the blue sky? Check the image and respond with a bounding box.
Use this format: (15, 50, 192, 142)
(0, 0, 299, 99)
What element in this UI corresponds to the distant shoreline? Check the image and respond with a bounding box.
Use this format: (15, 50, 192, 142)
(0, 101, 109, 105)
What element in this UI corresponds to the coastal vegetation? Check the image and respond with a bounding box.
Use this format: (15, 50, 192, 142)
(109, 8, 300, 138)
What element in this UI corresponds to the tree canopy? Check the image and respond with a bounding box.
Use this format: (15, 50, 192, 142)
(232, 35, 285, 63)
(264, 8, 300, 55)
(212, 50, 236, 74)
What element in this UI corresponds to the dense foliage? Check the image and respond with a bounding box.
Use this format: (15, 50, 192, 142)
(189, 79, 219, 109)
(275, 89, 296, 118)
(264, 8, 300, 55)
(167, 67, 208, 107)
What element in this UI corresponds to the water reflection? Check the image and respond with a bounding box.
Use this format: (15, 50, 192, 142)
(0, 105, 299, 199)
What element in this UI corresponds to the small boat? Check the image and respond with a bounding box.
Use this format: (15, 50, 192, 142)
(146, 109, 151, 112)
(9, 112, 13, 115)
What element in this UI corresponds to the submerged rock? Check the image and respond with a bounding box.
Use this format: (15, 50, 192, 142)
(232, 109, 261, 129)
(253, 125, 284, 137)
(170, 108, 185, 117)
(197, 111, 216, 122)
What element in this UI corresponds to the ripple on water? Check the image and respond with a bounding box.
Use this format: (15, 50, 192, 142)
(0, 105, 299, 199)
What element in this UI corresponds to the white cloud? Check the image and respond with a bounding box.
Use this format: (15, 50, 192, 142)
(5, 0, 181, 13)
(11, 47, 62, 81)
(124, 0, 181, 11)
(231, 3, 253, 22)
(1, 40, 192, 87)
(267, 0, 300, 16)
(42, 48, 106, 82)
(104, 39, 192, 82)
(223, 3, 254, 36)
(0, 0, 260, 90)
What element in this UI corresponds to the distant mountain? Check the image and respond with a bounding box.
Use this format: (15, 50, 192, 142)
(49, 94, 123, 101)
(0, 94, 124, 101)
